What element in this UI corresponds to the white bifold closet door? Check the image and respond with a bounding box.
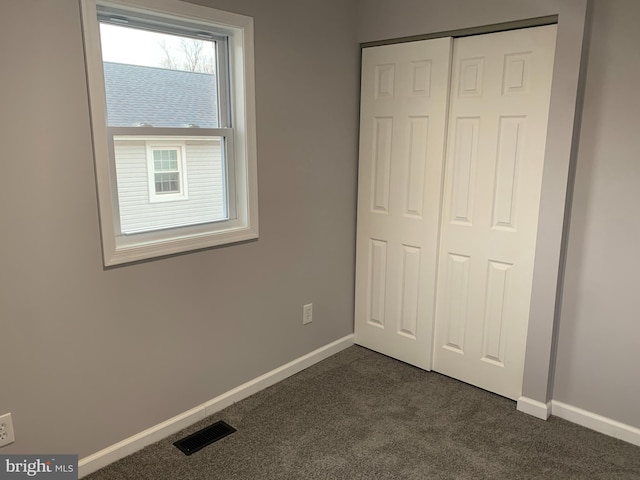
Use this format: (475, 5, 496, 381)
(354, 25, 557, 400)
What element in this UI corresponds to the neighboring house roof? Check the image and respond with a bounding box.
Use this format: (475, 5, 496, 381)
(103, 62, 218, 128)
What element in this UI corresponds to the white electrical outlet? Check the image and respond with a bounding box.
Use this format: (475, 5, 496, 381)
(303, 303, 313, 325)
(0, 413, 15, 447)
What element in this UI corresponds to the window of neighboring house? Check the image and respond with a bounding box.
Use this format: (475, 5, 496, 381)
(154, 150, 181, 194)
(81, 0, 258, 266)
(148, 144, 187, 201)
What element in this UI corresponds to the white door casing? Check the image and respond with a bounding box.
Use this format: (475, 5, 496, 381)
(354, 38, 453, 369)
(432, 25, 557, 400)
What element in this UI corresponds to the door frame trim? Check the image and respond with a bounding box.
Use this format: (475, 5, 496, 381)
(361, 15, 559, 48)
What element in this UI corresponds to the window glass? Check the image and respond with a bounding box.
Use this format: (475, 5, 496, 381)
(153, 149, 180, 194)
(101, 22, 226, 234)
(100, 23, 219, 129)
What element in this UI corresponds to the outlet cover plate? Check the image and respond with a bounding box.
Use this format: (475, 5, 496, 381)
(303, 303, 313, 325)
(0, 412, 15, 447)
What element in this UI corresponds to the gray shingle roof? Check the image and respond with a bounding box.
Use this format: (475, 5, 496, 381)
(103, 62, 218, 128)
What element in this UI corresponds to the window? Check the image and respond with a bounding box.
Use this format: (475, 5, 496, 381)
(153, 149, 181, 195)
(149, 145, 186, 199)
(81, 0, 258, 266)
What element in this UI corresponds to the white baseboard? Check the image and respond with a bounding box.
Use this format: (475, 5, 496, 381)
(78, 334, 355, 478)
(517, 396, 551, 420)
(551, 400, 640, 447)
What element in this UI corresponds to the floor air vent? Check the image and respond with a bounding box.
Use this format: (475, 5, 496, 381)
(173, 420, 236, 456)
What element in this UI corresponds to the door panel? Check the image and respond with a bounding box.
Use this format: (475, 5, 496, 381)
(354, 38, 453, 369)
(432, 25, 557, 399)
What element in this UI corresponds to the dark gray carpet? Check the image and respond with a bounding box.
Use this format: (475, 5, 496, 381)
(85, 346, 640, 479)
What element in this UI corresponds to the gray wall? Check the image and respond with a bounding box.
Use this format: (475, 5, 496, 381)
(553, 0, 640, 426)
(0, 0, 359, 456)
(357, 0, 571, 41)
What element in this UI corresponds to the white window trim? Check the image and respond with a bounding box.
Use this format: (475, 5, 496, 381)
(80, 0, 258, 266)
(146, 142, 188, 203)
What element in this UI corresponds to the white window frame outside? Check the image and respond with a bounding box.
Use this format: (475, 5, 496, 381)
(80, 0, 258, 266)
(146, 142, 188, 202)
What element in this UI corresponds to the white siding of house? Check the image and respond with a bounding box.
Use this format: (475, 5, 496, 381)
(114, 139, 225, 234)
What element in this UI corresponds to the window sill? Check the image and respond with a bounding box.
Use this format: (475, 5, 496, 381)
(106, 222, 259, 266)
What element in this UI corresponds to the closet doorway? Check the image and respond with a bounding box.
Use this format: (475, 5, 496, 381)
(354, 25, 557, 400)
